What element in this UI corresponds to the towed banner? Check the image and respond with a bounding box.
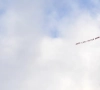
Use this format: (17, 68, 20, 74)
(76, 36, 100, 45)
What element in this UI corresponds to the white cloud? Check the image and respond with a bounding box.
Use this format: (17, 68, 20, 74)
(1, 0, 100, 90)
(27, 11, 100, 90)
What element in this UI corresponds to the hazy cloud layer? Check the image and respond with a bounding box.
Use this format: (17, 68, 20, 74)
(1, 0, 100, 90)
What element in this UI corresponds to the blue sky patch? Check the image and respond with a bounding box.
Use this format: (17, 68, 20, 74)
(49, 29, 59, 38)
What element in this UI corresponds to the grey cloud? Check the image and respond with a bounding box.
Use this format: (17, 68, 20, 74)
(0, 0, 44, 90)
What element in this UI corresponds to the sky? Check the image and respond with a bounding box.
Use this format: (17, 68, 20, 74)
(1, 0, 100, 90)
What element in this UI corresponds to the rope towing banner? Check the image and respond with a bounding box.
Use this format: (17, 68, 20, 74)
(76, 36, 100, 45)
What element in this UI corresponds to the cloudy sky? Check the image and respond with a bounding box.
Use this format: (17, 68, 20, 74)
(1, 0, 100, 90)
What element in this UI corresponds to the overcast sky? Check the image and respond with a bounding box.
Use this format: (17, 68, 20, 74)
(1, 0, 100, 90)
